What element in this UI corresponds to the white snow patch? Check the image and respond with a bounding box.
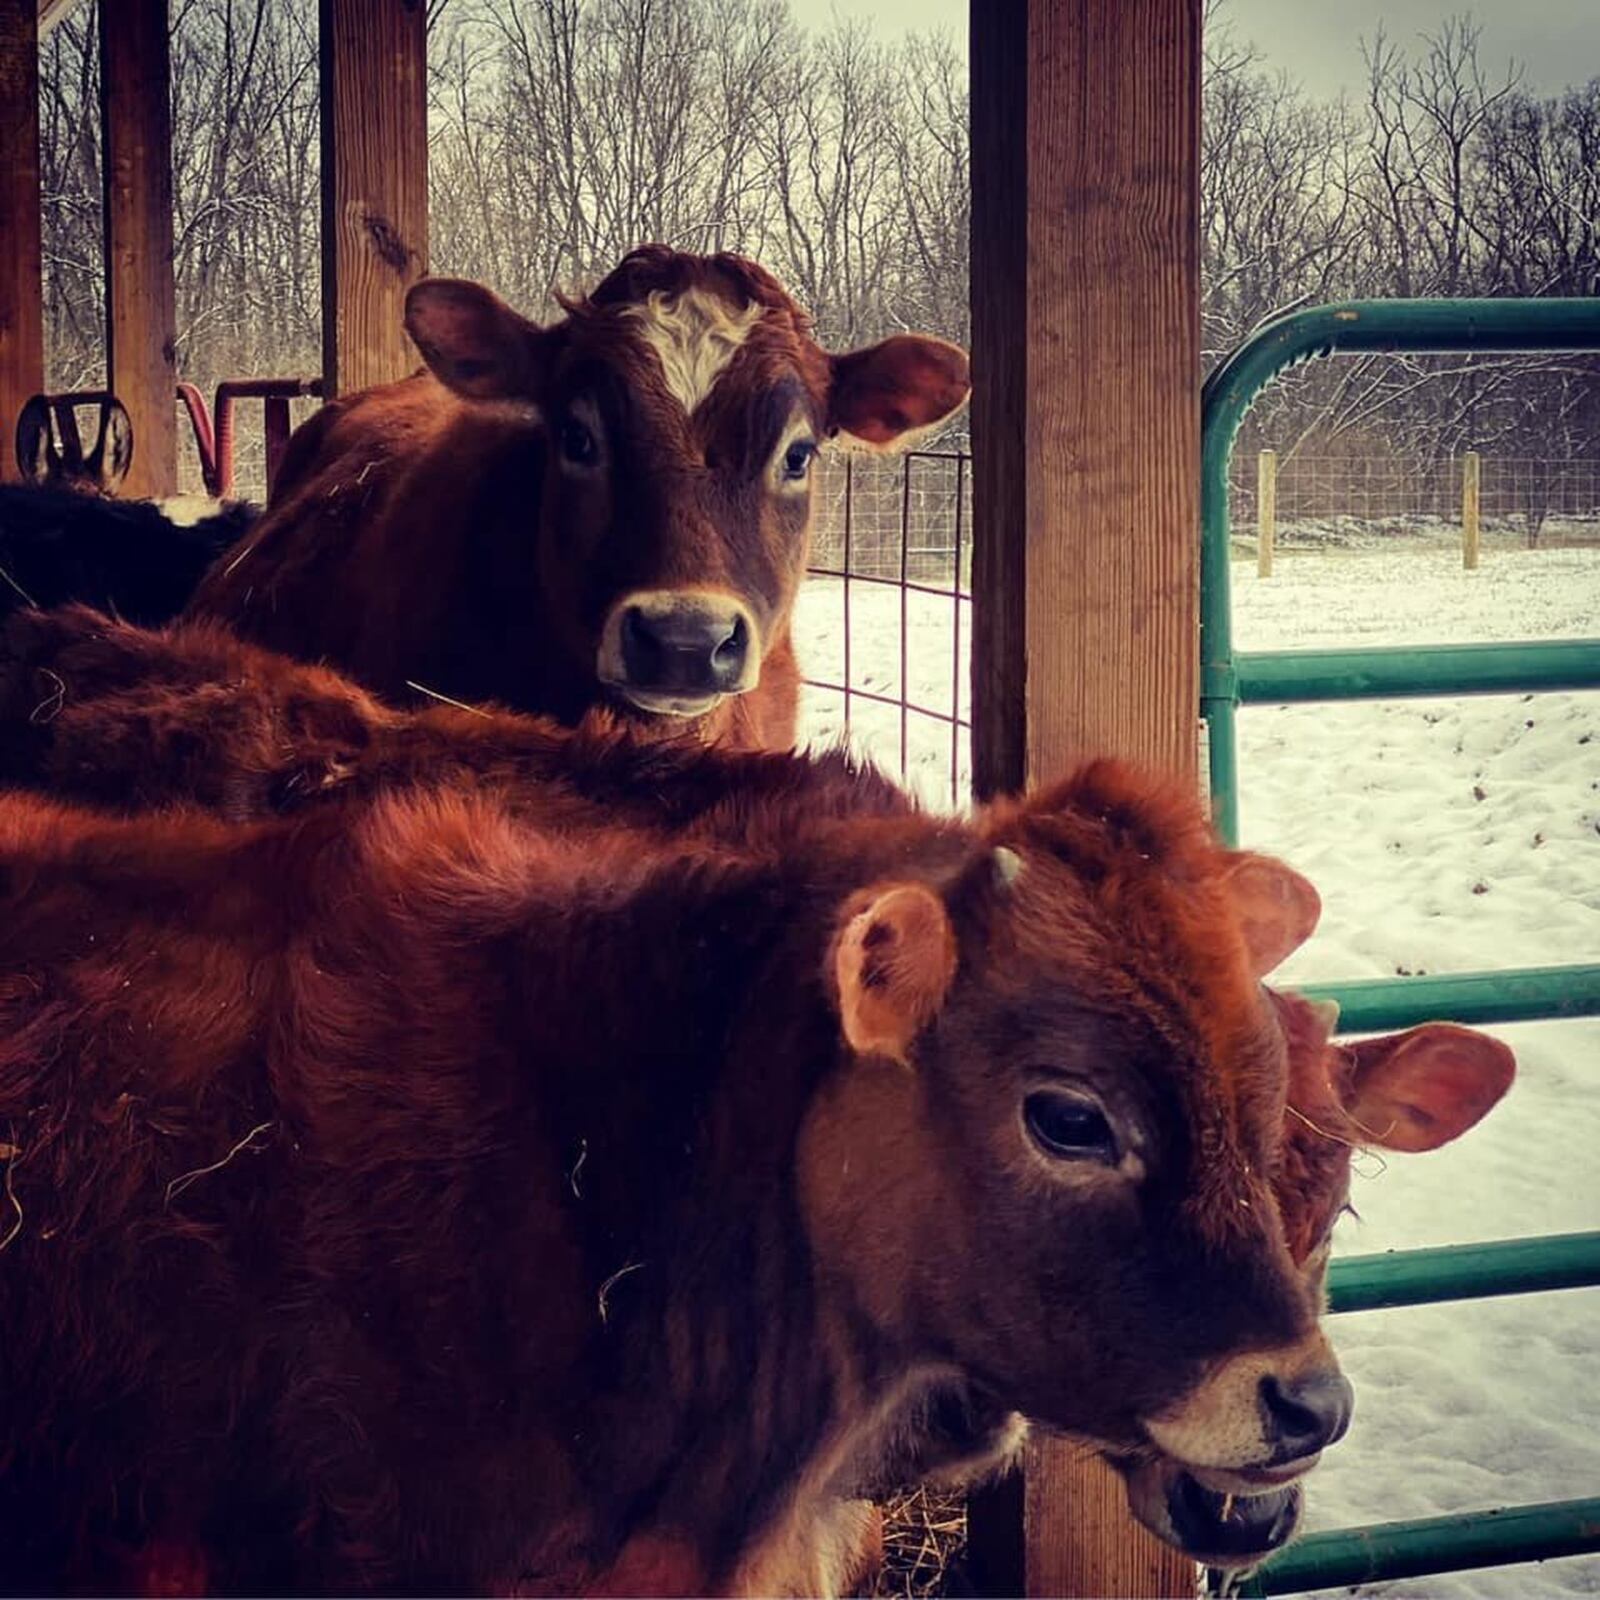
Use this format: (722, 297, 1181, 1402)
(794, 540, 1600, 1598)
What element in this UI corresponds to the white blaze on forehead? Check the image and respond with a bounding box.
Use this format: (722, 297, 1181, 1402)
(622, 288, 766, 415)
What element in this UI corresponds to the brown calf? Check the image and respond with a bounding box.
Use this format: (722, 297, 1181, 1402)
(186, 247, 969, 748)
(0, 605, 1515, 1582)
(0, 754, 1355, 1592)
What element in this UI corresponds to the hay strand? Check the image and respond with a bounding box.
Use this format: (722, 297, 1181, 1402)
(165, 1120, 276, 1208)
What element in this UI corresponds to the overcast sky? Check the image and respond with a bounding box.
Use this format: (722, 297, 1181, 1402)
(788, 0, 1600, 97)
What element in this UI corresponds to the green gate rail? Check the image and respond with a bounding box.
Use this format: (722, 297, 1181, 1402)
(1198, 298, 1600, 1596)
(1328, 1232, 1600, 1314)
(1299, 965, 1600, 1033)
(1235, 1499, 1600, 1597)
(1236, 639, 1600, 704)
(1202, 297, 1600, 845)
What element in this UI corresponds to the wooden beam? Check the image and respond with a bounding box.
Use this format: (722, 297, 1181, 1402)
(969, 0, 1202, 1595)
(1, 0, 44, 484)
(100, 0, 176, 499)
(319, 0, 428, 398)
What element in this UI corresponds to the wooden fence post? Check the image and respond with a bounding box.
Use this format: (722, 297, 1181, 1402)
(1257, 448, 1276, 577)
(1463, 450, 1481, 570)
(100, 0, 177, 499)
(0, 0, 43, 485)
(319, 0, 428, 399)
(969, 0, 1201, 1592)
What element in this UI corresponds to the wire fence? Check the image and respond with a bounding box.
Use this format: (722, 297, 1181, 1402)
(801, 451, 973, 811)
(1228, 453, 1600, 549)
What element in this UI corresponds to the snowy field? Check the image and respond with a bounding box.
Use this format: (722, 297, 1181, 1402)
(794, 541, 1600, 1598)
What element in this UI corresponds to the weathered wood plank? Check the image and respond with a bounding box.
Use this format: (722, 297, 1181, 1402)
(969, 0, 1202, 1593)
(319, 0, 428, 398)
(969, 0, 1028, 800)
(0, 0, 44, 484)
(100, 0, 177, 499)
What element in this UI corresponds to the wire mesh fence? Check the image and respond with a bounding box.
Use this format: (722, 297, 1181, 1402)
(1228, 453, 1600, 550)
(801, 444, 1597, 811)
(801, 451, 973, 812)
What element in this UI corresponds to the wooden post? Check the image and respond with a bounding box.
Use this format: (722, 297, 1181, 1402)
(1462, 450, 1481, 570)
(0, 0, 43, 485)
(100, 0, 177, 500)
(969, 0, 1201, 1596)
(1257, 448, 1276, 577)
(319, 0, 428, 399)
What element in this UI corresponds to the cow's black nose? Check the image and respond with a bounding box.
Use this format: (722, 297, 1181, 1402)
(617, 597, 753, 697)
(1260, 1370, 1354, 1461)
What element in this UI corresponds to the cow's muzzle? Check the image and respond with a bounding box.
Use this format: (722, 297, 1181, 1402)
(598, 590, 760, 717)
(1124, 1349, 1352, 1567)
(1121, 1454, 1305, 1568)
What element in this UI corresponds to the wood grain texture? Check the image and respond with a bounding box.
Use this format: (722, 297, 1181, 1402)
(0, 1, 44, 484)
(1026, 1448, 1195, 1599)
(969, 0, 1202, 1594)
(319, 0, 428, 398)
(1258, 449, 1276, 577)
(1462, 449, 1480, 570)
(1021, 0, 1201, 786)
(100, 0, 177, 499)
(969, 0, 1028, 799)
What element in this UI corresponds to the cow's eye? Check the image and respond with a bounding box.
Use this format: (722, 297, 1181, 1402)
(1023, 1090, 1118, 1164)
(781, 439, 817, 481)
(559, 417, 597, 466)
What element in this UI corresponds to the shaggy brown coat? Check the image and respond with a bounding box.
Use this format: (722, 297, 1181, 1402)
(0, 605, 1515, 1591)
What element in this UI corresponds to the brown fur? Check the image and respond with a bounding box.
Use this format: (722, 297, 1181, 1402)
(0, 607, 1516, 1591)
(185, 248, 969, 749)
(1, 721, 1338, 1593)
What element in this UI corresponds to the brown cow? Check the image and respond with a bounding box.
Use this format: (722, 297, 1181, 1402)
(0, 607, 1515, 1590)
(186, 247, 970, 749)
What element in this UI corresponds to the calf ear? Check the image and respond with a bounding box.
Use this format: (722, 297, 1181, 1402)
(1344, 1024, 1515, 1152)
(827, 335, 971, 451)
(405, 278, 544, 400)
(832, 884, 958, 1063)
(1221, 852, 1322, 977)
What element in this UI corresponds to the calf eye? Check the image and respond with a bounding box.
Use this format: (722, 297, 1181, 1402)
(1024, 1090, 1118, 1164)
(781, 439, 817, 481)
(559, 417, 597, 466)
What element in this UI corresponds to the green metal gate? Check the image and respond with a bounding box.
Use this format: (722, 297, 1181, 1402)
(1199, 299, 1600, 1594)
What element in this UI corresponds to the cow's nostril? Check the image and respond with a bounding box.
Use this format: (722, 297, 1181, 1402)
(614, 598, 754, 700)
(1260, 1371, 1354, 1459)
(712, 614, 748, 674)
(619, 606, 665, 681)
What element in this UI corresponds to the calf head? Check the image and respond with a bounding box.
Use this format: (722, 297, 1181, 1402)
(801, 761, 1514, 1569)
(1118, 1006, 1511, 1565)
(403, 247, 969, 723)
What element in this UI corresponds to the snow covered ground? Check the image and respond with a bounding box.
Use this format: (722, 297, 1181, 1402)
(794, 541, 1600, 1598)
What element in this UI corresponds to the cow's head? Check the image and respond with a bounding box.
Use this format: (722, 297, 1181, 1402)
(801, 761, 1513, 1569)
(1115, 988, 1512, 1565)
(402, 248, 969, 723)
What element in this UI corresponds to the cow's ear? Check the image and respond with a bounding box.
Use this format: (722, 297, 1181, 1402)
(405, 278, 544, 400)
(832, 883, 958, 1063)
(1220, 852, 1321, 977)
(827, 335, 971, 451)
(1343, 1024, 1515, 1152)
